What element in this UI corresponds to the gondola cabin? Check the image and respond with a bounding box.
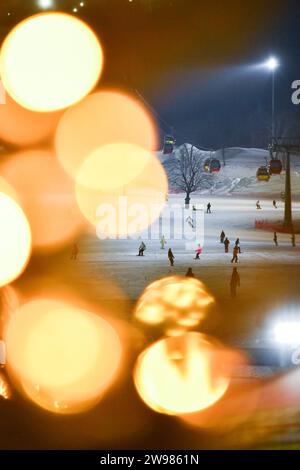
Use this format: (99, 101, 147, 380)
(203, 158, 221, 173)
(269, 158, 283, 175)
(256, 166, 270, 181)
(163, 135, 176, 155)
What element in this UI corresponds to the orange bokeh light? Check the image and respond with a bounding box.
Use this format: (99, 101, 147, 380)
(0, 371, 12, 400)
(135, 276, 214, 333)
(0, 93, 62, 147)
(5, 298, 122, 413)
(0, 285, 20, 337)
(76, 146, 167, 237)
(134, 333, 231, 415)
(55, 90, 158, 179)
(77, 143, 153, 191)
(180, 376, 261, 431)
(0, 13, 103, 112)
(0, 193, 31, 287)
(0, 176, 19, 202)
(0, 150, 84, 251)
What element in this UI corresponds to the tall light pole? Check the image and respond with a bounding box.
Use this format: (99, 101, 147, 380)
(265, 57, 293, 230)
(265, 56, 279, 141)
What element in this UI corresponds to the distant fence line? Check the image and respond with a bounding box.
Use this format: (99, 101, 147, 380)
(255, 219, 293, 233)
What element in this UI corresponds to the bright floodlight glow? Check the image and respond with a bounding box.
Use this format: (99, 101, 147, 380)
(265, 57, 279, 71)
(273, 321, 300, 345)
(0, 13, 103, 112)
(38, 0, 54, 8)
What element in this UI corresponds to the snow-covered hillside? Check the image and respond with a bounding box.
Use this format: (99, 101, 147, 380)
(158, 145, 300, 197)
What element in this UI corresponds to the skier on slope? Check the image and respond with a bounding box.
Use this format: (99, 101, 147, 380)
(235, 238, 241, 253)
(168, 248, 175, 266)
(160, 235, 167, 249)
(230, 267, 240, 298)
(231, 245, 239, 264)
(224, 237, 230, 253)
(138, 241, 146, 256)
(291, 232, 296, 247)
(194, 244, 202, 260)
(256, 200, 262, 210)
(206, 202, 212, 214)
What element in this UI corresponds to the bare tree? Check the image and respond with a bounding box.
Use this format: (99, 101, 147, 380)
(170, 144, 203, 207)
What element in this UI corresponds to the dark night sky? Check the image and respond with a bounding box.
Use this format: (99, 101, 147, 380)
(1, 0, 300, 149)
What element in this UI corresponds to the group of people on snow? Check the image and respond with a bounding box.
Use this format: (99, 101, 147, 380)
(138, 241, 175, 266)
(70, 196, 298, 299)
(192, 203, 212, 214)
(256, 199, 279, 210)
(220, 231, 241, 261)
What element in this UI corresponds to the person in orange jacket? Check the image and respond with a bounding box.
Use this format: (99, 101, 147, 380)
(231, 245, 239, 263)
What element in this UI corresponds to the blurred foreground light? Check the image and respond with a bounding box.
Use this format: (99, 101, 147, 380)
(0, 93, 61, 147)
(0, 150, 84, 251)
(0, 286, 20, 338)
(77, 143, 153, 191)
(6, 299, 122, 413)
(55, 90, 158, 179)
(76, 148, 167, 237)
(0, 13, 103, 112)
(0, 372, 12, 400)
(0, 176, 19, 202)
(134, 333, 230, 415)
(0, 340, 6, 366)
(176, 349, 258, 432)
(0, 193, 31, 287)
(134, 276, 214, 333)
(273, 321, 300, 346)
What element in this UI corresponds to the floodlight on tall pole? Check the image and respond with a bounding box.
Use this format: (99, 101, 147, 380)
(37, 0, 54, 9)
(265, 57, 279, 141)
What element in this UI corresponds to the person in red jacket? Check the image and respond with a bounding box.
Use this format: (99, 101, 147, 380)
(194, 244, 202, 260)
